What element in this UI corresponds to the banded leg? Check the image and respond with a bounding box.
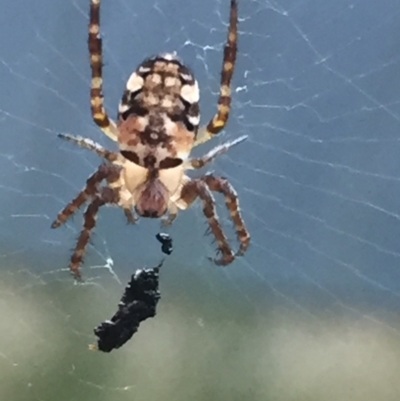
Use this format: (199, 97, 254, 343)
(51, 164, 112, 228)
(202, 174, 250, 256)
(188, 135, 247, 170)
(195, 0, 238, 146)
(70, 187, 119, 280)
(180, 179, 235, 265)
(89, 0, 119, 141)
(58, 134, 123, 164)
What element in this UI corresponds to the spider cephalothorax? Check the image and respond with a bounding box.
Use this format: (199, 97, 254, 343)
(52, 0, 250, 280)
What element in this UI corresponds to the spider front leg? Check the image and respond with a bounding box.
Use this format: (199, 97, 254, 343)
(71, 186, 119, 280)
(52, 163, 121, 280)
(89, 0, 119, 142)
(202, 174, 250, 256)
(195, 0, 238, 147)
(180, 179, 235, 265)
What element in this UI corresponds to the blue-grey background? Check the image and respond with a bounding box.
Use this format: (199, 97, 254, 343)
(1, 0, 400, 399)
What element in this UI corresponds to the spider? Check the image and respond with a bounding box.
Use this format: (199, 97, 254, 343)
(51, 0, 250, 280)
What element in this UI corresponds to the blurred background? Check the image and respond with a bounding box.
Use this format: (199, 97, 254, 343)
(1, 0, 400, 399)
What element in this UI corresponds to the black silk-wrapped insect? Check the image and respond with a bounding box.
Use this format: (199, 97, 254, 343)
(156, 232, 173, 255)
(90, 260, 163, 352)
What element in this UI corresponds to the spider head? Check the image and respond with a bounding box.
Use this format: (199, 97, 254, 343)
(135, 173, 169, 218)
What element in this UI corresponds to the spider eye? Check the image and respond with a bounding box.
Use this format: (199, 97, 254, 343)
(159, 157, 183, 169)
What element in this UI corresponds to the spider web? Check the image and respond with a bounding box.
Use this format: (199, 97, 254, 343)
(1, 0, 400, 399)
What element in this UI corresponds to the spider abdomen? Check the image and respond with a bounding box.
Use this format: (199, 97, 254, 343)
(116, 53, 200, 170)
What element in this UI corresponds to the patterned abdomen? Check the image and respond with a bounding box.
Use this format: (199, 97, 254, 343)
(117, 53, 200, 169)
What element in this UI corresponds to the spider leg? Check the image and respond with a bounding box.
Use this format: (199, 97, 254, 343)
(202, 174, 250, 256)
(161, 202, 178, 226)
(58, 134, 122, 164)
(188, 135, 248, 170)
(51, 164, 112, 229)
(70, 186, 119, 280)
(89, 0, 119, 142)
(123, 208, 138, 224)
(180, 179, 235, 265)
(194, 0, 238, 147)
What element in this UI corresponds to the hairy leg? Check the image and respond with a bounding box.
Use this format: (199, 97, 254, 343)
(70, 186, 119, 280)
(51, 164, 112, 228)
(202, 174, 250, 256)
(180, 179, 235, 265)
(195, 0, 238, 146)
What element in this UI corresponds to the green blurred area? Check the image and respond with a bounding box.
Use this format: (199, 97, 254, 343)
(1, 267, 400, 401)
